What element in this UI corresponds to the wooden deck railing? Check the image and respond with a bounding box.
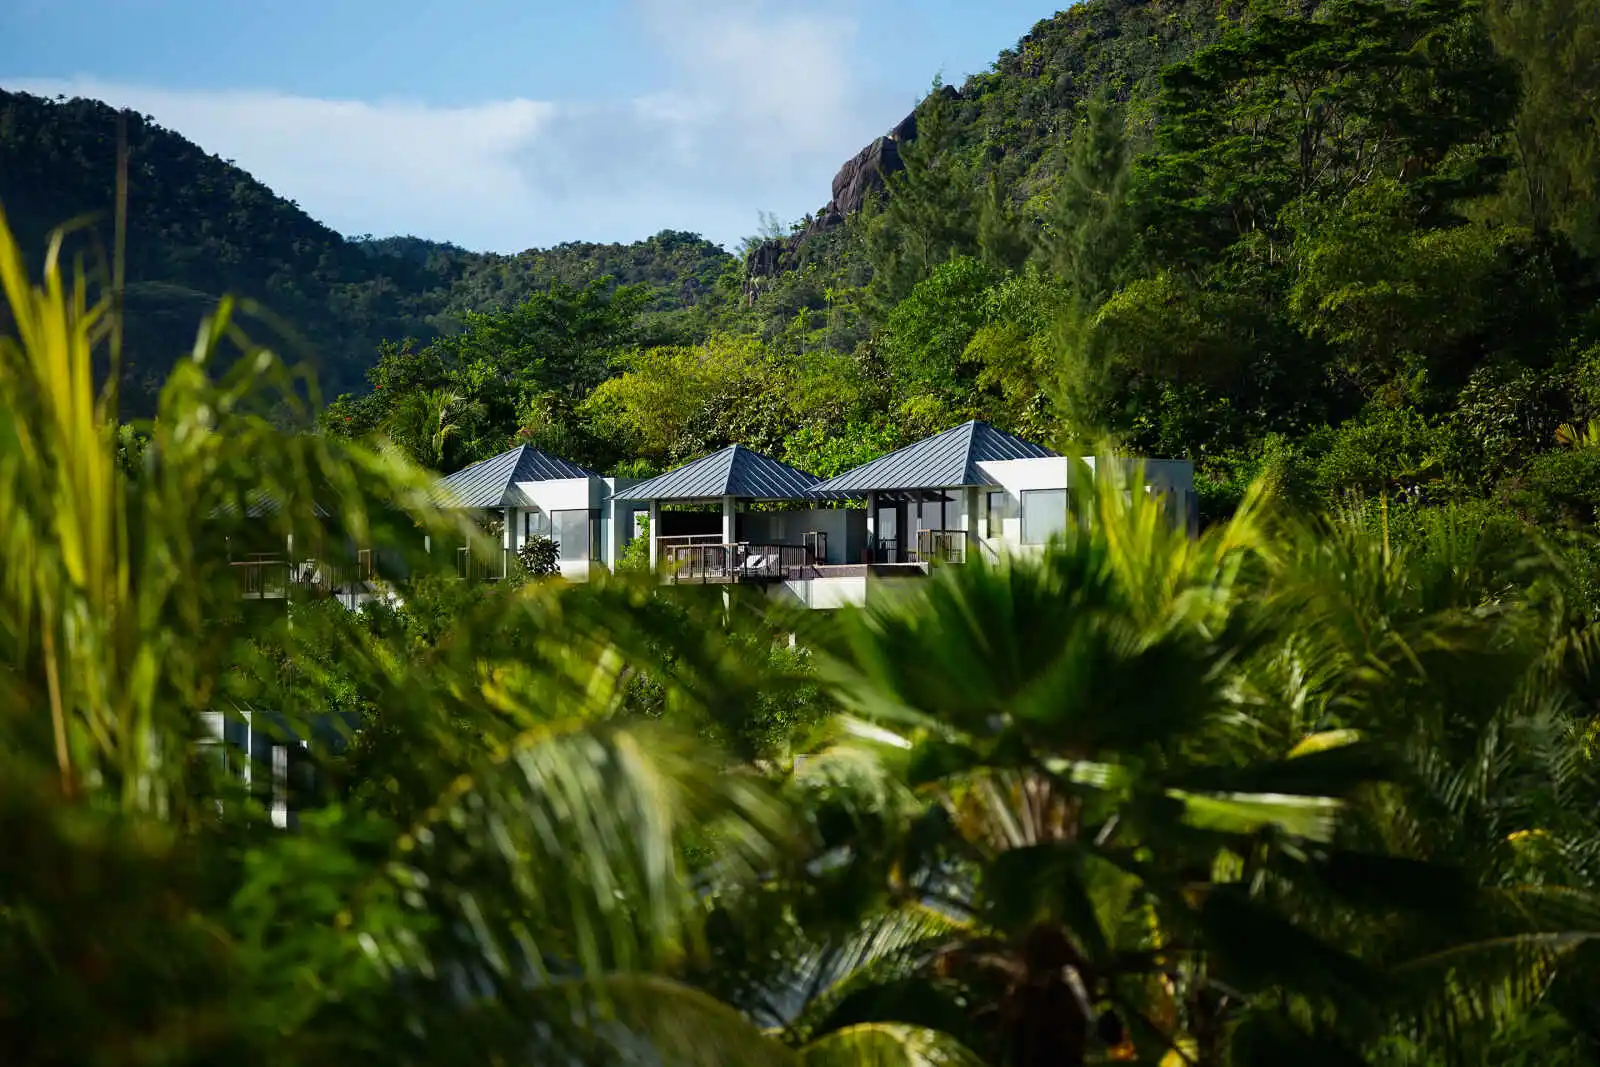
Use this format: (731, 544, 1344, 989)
(661, 542, 812, 584)
(868, 530, 968, 565)
(232, 554, 379, 599)
(915, 529, 967, 564)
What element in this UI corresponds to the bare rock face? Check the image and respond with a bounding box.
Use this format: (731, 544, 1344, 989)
(743, 89, 953, 302)
(830, 135, 903, 220)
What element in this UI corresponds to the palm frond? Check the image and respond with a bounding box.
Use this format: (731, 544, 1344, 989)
(800, 1023, 987, 1067)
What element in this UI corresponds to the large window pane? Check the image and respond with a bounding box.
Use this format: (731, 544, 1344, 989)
(1020, 489, 1068, 545)
(943, 491, 965, 531)
(524, 508, 550, 540)
(552, 509, 590, 561)
(987, 491, 1015, 539)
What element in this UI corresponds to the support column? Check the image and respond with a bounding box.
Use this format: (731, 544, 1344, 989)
(864, 491, 877, 562)
(270, 743, 288, 830)
(648, 499, 661, 568)
(962, 486, 978, 559)
(722, 495, 737, 544)
(503, 506, 515, 578)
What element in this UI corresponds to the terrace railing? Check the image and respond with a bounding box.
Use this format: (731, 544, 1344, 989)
(867, 530, 968, 565)
(233, 553, 381, 598)
(915, 529, 967, 564)
(661, 542, 812, 584)
(454, 546, 509, 581)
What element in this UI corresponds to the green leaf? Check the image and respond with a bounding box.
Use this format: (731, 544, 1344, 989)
(801, 1023, 986, 1067)
(982, 843, 1114, 961)
(1166, 789, 1344, 842)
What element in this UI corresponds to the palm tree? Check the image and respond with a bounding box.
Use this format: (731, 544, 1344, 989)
(686, 469, 1373, 1065)
(707, 469, 1600, 1066)
(381, 385, 469, 470)
(1555, 418, 1600, 450)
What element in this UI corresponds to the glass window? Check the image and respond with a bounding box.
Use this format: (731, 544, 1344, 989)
(986, 491, 1014, 539)
(552, 509, 590, 561)
(942, 490, 965, 531)
(876, 506, 898, 541)
(524, 508, 550, 540)
(1020, 489, 1069, 545)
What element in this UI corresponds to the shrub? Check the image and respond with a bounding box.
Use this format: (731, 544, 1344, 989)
(515, 535, 560, 579)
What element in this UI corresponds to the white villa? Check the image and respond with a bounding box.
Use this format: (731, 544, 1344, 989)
(430, 444, 646, 582)
(211, 421, 1197, 823)
(426, 420, 1197, 609)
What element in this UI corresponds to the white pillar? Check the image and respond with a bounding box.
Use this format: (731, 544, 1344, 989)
(270, 744, 288, 829)
(503, 507, 515, 577)
(963, 486, 978, 559)
(602, 484, 620, 568)
(648, 499, 661, 568)
(722, 495, 737, 544)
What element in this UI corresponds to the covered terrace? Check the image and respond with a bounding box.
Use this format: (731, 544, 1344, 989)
(810, 420, 1059, 565)
(615, 445, 860, 584)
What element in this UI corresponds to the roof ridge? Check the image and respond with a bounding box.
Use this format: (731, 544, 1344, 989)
(614, 443, 819, 501)
(712, 445, 739, 493)
(958, 420, 982, 484)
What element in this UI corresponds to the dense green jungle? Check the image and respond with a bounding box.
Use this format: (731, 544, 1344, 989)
(4, 0, 1600, 1063)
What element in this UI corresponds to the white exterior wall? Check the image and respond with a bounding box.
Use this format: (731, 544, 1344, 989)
(972, 454, 1196, 562)
(739, 508, 861, 564)
(508, 476, 594, 580)
(497, 476, 650, 579)
(972, 456, 1082, 562)
(774, 576, 867, 609)
(600, 477, 646, 572)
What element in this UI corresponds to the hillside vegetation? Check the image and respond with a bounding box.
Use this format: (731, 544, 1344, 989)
(0, 90, 735, 407)
(7, 0, 1600, 571)
(324, 0, 1600, 603)
(7, 1, 1600, 1063)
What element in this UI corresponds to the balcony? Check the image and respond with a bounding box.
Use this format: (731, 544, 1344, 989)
(866, 529, 968, 566)
(659, 538, 815, 585)
(232, 551, 375, 600)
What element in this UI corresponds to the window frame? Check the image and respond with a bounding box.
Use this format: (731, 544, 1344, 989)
(986, 490, 1014, 539)
(551, 508, 592, 562)
(524, 508, 550, 541)
(1020, 488, 1069, 545)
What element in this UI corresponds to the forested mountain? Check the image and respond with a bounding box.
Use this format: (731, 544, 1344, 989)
(6, 0, 1600, 580)
(10, 4, 1600, 1062)
(0, 89, 734, 408)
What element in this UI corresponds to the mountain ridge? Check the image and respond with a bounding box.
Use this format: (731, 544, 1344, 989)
(1, 0, 1224, 404)
(0, 88, 737, 407)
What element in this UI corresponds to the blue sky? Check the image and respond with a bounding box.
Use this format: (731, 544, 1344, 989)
(0, 0, 1057, 253)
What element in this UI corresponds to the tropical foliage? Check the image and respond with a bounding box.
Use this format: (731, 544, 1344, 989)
(6, 190, 1600, 1063)
(6, 0, 1600, 1062)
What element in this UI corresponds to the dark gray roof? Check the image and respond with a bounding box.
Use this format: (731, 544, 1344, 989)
(811, 421, 1057, 496)
(213, 489, 331, 519)
(615, 445, 820, 502)
(434, 445, 596, 509)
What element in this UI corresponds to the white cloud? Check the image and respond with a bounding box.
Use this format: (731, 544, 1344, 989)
(4, 1, 900, 254)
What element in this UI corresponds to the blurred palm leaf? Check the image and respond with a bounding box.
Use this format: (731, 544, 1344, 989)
(800, 1023, 987, 1067)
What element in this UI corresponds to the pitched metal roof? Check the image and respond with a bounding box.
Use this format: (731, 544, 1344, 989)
(434, 445, 596, 509)
(615, 445, 820, 501)
(811, 421, 1058, 496)
(212, 489, 331, 519)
